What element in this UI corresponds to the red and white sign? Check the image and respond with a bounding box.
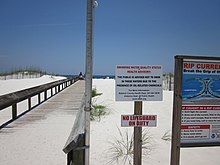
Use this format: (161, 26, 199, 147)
(182, 106, 220, 124)
(181, 125, 210, 140)
(121, 115, 157, 127)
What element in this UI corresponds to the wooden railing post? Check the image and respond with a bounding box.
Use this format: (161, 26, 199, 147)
(58, 85, 61, 92)
(67, 150, 73, 165)
(44, 91, 47, 101)
(38, 93, 41, 104)
(12, 103, 17, 119)
(55, 86, 57, 94)
(51, 88, 53, 96)
(28, 97, 31, 110)
(169, 73, 172, 91)
(71, 135, 85, 165)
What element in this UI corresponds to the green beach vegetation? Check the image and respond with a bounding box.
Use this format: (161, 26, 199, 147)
(90, 87, 108, 121)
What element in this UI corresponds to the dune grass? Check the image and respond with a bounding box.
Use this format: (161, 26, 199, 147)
(108, 128, 153, 165)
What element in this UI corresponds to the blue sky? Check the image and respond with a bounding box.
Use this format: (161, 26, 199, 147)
(0, 0, 220, 75)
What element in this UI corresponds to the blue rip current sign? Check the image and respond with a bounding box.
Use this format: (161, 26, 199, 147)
(181, 61, 220, 146)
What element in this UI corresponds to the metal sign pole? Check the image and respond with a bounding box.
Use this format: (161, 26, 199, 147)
(133, 101, 143, 165)
(170, 56, 183, 165)
(85, 0, 95, 165)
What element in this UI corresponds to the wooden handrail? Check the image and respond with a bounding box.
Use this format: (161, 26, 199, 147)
(0, 78, 77, 127)
(0, 78, 74, 111)
(63, 96, 85, 154)
(63, 96, 85, 165)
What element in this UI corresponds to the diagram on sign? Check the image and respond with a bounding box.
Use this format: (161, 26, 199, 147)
(182, 75, 220, 105)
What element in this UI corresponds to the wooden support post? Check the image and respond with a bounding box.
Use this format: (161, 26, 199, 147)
(28, 97, 31, 110)
(44, 90, 47, 101)
(67, 150, 73, 165)
(38, 93, 41, 104)
(66, 135, 85, 165)
(55, 86, 57, 94)
(169, 73, 172, 91)
(12, 103, 17, 119)
(170, 57, 183, 165)
(58, 85, 61, 92)
(51, 88, 53, 96)
(134, 101, 142, 165)
(72, 136, 85, 165)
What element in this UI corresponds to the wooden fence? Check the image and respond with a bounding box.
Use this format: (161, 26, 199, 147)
(0, 73, 43, 80)
(163, 74, 174, 91)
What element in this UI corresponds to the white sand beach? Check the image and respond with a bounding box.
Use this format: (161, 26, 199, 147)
(0, 78, 220, 165)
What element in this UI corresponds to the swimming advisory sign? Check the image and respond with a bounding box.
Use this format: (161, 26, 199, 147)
(181, 60, 220, 146)
(115, 65, 163, 101)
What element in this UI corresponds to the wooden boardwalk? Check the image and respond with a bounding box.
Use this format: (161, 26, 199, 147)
(0, 80, 85, 165)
